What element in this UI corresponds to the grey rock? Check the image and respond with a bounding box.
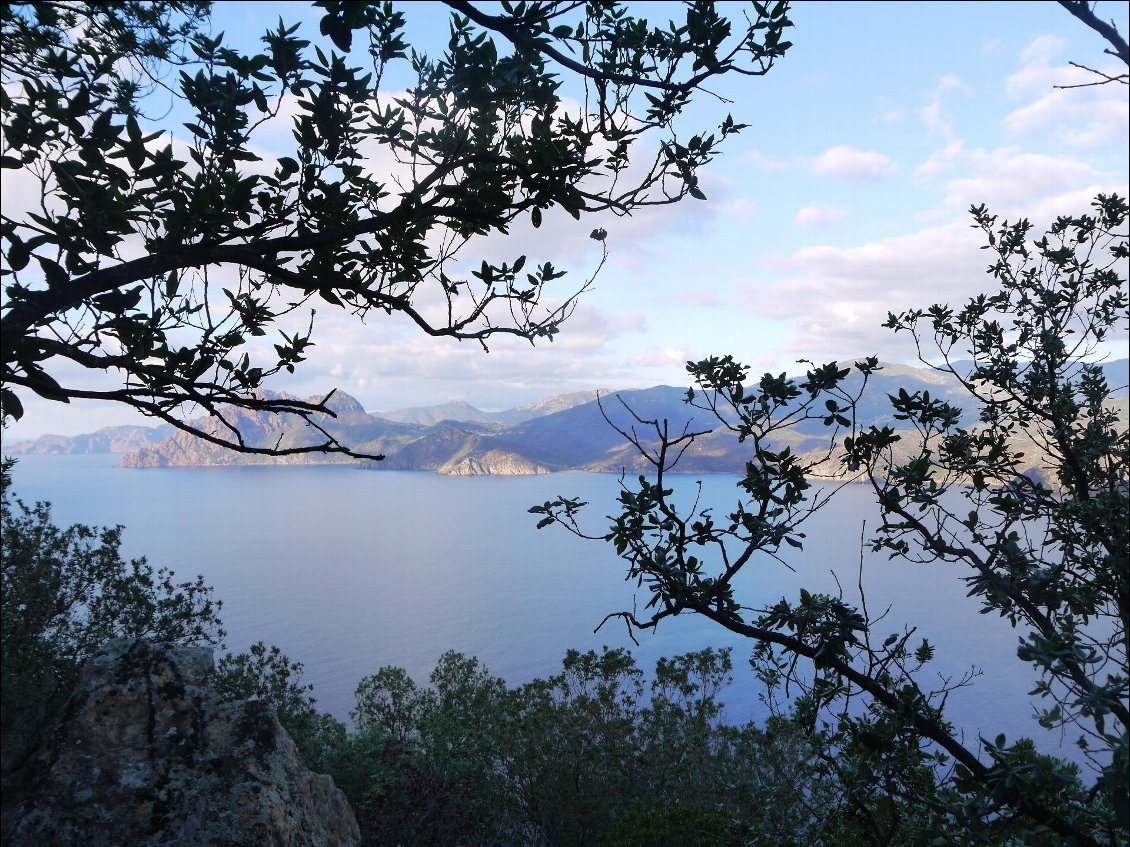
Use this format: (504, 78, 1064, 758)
(4, 639, 359, 847)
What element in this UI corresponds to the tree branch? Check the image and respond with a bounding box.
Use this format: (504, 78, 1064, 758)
(1058, 1, 1130, 66)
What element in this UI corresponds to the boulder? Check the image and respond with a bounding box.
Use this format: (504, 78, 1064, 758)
(3, 639, 360, 846)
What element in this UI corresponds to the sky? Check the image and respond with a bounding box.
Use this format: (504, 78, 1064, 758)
(5, 0, 1129, 438)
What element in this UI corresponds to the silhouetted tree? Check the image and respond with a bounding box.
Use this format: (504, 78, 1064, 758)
(1, 0, 792, 457)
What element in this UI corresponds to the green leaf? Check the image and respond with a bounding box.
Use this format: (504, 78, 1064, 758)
(35, 256, 67, 288)
(26, 368, 69, 402)
(6, 236, 30, 271)
(1, 387, 24, 420)
(92, 286, 144, 313)
(126, 139, 146, 171)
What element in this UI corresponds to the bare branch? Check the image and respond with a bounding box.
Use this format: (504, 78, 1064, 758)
(1058, 1, 1130, 67)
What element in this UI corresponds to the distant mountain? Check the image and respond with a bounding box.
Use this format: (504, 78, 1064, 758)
(12, 360, 1126, 476)
(377, 421, 500, 471)
(5, 424, 176, 455)
(491, 386, 703, 469)
(494, 390, 610, 425)
(376, 390, 609, 427)
(375, 401, 500, 427)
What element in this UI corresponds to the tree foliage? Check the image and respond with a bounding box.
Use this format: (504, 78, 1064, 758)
(533, 194, 1129, 846)
(322, 645, 846, 847)
(0, 0, 792, 457)
(206, 638, 850, 846)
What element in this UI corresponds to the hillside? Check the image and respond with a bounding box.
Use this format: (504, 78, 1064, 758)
(10, 360, 1126, 476)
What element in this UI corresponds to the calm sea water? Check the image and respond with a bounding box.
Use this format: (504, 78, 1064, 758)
(6, 454, 1082, 765)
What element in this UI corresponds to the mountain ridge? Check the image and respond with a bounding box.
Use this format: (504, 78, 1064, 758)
(8, 360, 1126, 476)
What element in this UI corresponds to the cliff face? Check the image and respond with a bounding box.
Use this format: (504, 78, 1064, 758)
(2, 639, 360, 847)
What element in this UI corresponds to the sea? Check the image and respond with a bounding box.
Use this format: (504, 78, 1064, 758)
(5, 453, 1091, 768)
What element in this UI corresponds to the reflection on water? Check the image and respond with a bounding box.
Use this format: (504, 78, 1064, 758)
(8, 454, 1080, 764)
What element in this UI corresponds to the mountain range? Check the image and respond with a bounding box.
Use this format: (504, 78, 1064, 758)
(7, 360, 1127, 476)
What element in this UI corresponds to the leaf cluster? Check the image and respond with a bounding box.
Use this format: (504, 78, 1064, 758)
(1, 1, 792, 459)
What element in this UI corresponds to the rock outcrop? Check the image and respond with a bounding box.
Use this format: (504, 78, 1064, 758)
(3, 639, 360, 847)
(438, 448, 551, 476)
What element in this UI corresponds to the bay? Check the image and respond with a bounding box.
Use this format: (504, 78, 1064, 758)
(6, 453, 1079, 766)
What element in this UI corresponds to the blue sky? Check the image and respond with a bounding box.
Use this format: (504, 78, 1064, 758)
(6, 1, 1128, 437)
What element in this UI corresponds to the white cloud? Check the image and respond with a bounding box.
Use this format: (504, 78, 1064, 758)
(811, 146, 897, 182)
(919, 75, 970, 141)
(1005, 83, 1129, 148)
(630, 346, 689, 369)
(239, 296, 651, 414)
(914, 140, 965, 181)
(741, 221, 988, 363)
(913, 141, 1117, 223)
(1003, 37, 1129, 149)
(794, 206, 845, 230)
(741, 148, 796, 172)
(981, 37, 1004, 57)
(934, 147, 1101, 216)
(723, 198, 758, 218)
(1019, 34, 1067, 68)
(920, 101, 945, 135)
(741, 146, 1128, 366)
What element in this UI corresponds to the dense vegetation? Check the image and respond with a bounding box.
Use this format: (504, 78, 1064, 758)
(2, 2, 1127, 845)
